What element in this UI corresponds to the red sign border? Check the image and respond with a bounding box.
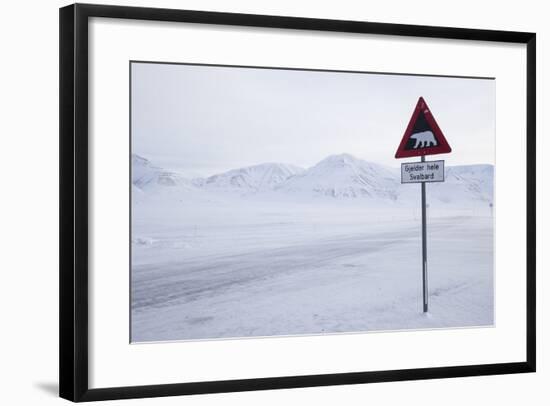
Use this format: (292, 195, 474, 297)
(395, 97, 452, 158)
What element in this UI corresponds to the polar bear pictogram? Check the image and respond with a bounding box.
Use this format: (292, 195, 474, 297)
(411, 130, 437, 149)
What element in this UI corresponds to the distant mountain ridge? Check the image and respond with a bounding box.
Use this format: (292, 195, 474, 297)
(276, 153, 399, 200)
(198, 162, 305, 192)
(132, 154, 191, 190)
(131, 153, 493, 206)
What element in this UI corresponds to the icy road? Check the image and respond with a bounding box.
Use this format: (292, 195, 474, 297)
(131, 208, 493, 342)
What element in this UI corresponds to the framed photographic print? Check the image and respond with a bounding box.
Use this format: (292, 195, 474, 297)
(59, 3, 536, 402)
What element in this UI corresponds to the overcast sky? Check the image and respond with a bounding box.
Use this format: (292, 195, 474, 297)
(131, 62, 495, 177)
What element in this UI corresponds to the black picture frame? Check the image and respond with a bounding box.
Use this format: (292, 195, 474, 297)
(59, 3, 536, 402)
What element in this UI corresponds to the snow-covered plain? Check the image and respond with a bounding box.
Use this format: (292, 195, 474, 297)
(131, 153, 494, 342)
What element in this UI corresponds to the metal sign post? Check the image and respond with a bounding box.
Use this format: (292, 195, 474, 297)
(400, 158, 445, 312)
(420, 155, 428, 312)
(395, 97, 452, 314)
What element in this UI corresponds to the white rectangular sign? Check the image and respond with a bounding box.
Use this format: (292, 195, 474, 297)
(401, 160, 445, 183)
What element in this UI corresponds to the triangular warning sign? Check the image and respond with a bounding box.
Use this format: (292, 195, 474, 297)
(395, 97, 452, 158)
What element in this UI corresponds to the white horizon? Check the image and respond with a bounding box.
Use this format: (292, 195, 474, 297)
(133, 151, 493, 180)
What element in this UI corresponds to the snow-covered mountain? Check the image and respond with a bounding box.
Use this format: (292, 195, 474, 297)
(430, 164, 494, 205)
(277, 153, 400, 200)
(131, 153, 493, 206)
(196, 162, 304, 193)
(132, 154, 192, 191)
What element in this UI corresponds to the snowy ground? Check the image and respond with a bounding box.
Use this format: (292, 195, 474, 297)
(131, 198, 494, 342)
